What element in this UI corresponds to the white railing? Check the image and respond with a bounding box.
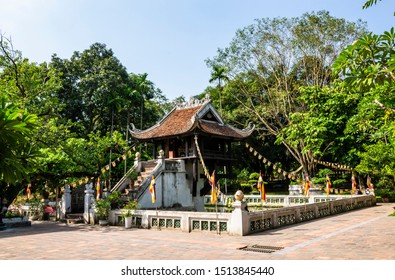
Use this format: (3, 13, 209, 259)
(110, 163, 138, 193)
(204, 194, 351, 209)
(108, 194, 376, 236)
(109, 209, 232, 233)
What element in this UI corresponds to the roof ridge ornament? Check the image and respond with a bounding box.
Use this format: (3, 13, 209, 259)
(177, 94, 211, 109)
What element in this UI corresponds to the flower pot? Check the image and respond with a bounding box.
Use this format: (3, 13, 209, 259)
(124, 216, 133, 229)
(98, 219, 108, 226)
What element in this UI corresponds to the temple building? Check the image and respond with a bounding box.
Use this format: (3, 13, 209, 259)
(126, 96, 254, 210)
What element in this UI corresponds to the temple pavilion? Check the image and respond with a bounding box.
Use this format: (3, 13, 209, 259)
(128, 96, 254, 210)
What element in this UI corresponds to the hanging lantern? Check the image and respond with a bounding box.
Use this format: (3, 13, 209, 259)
(258, 155, 262, 160)
(122, 154, 127, 160)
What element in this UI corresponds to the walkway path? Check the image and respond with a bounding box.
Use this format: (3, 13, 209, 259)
(1, 203, 394, 260)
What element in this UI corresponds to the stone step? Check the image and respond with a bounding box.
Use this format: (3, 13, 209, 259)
(143, 161, 157, 168)
(65, 213, 84, 224)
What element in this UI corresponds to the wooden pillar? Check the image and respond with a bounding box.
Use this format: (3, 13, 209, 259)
(185, 137, 189, 157)
(153, 142, 157, 159)
(193, 159, 197, 197)
(192, 134, 198, 197)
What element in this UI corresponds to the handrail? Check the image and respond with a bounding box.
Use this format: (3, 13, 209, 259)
(110, 162, 138, 193)
(135, 160, 163, 201)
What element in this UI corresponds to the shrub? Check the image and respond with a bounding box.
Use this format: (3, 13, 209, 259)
(95, 198, 111, 220)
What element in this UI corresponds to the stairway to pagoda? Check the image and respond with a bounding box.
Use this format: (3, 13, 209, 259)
(121, 160, 158, 200)
(137, 160, 157, 186)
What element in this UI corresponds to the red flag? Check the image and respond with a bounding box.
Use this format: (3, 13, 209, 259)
(352, 174, 357, 194)
(326, 174, 331, 195)
(149, 176, 156, 203)
(209, 170, 217, 204)
(96, 178, 101, 200)
(304, 173, 310, 197)
(367, 175, 373, 190)
(258, 172, 266, 202)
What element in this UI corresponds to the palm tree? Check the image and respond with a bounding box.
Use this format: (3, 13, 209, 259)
(209, 65, 229, 115)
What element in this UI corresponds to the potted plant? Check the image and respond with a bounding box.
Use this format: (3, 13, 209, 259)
(95, 198, 111, 226)
(27, 196, 44, 221)
(121, 199, 139, 229)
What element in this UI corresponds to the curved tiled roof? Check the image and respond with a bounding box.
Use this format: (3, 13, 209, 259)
(130, 99, 254, 140)
(197, 120, 254, 139)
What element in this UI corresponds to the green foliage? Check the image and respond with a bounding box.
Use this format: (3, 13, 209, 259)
(0, 95, 38, 183)
(4, 210, 19, 218)
(207, 11, 367, 175)
(362, 0, 382, 9)
(332, 28, 395, 186)
(95, 198, 111, 220)
(107, 191, 124, 210)
(121, 198, 139, 218)
(375, 188, 395, 198)
(27, 195, 44, 217)
(127, 169, 138, 181)
(248, 172, 261, 193)
(332, 179, 347, 187)
(236, 168, 250, 184)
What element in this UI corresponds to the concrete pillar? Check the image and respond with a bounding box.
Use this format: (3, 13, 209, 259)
(84, 183, 95, 224)
(229, 200, 249, 236)
(135, 152, 142, 172)
(158, 149, 165, 167)
(60, 184, 71, 219)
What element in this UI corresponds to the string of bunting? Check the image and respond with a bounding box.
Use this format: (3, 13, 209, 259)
(245, 143, 353, 179)
(68, 145, 138, 188)
(245, 142, 300, 180)
(313, 159, 353, 171)
(101, 145, 138, 174)
(194, 136, 211, 181)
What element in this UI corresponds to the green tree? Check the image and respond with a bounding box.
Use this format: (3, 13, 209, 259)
(207, 11, 367, 174)
(51, 43, 130, 136)
(0, 96, 38, 224)
(332, 28, 395, 187)
(0, 96, 38, 183)
(128, 73, 167, 131)
(209, 65, 229, 115)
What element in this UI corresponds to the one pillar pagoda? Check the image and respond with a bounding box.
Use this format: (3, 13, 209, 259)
(129, 96, 254, 210)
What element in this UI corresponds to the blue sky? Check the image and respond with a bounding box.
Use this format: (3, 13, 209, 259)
(0, 0, 394, 100)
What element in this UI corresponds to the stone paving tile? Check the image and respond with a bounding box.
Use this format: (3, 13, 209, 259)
(0, 203, 394, 260)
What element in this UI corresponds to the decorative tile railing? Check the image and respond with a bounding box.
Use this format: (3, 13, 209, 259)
(151, 217, 181, 230)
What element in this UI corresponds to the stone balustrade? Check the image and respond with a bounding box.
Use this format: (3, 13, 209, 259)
(107, 194, 376, 236)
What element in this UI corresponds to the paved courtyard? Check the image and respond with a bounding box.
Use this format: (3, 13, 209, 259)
(1, 203, 394, 260)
